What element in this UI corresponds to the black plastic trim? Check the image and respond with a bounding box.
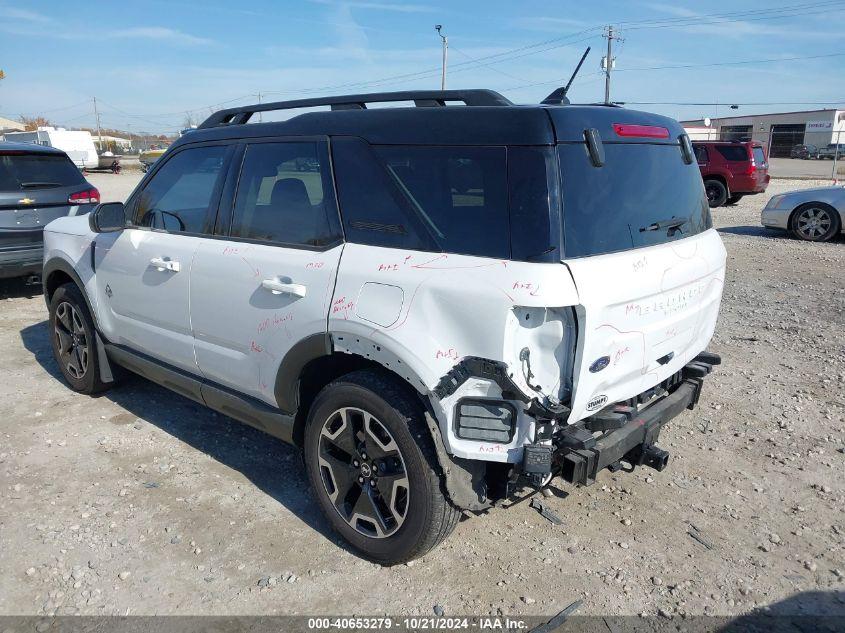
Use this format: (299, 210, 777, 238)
(273, 333, 333, 413)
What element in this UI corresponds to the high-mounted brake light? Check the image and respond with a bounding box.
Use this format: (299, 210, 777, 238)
(69, 188, 100, 205)
(613, 123, 670, 139)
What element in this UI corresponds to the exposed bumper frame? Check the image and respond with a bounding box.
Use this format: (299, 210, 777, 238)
(552, 351, 721, 486)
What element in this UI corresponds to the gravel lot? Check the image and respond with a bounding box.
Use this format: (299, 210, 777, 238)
(0, 175, 843, 619)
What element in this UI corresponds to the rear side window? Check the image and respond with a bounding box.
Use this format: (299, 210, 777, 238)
(331, 138, 434, 251)
(0, 152, 84, 190)
(373, 145, 509, 259)
(693, 145, 708, 163)
(715, 145, 748, 161)
(135, 145, 227, 233)
(229, 141, 340, 247)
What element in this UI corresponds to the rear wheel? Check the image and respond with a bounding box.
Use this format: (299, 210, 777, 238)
(304, 370, 459, 564)
(726, 194, 744, 205)
(704, 179, 728, 208)
(789, 203, 840, 242)
(48, 283, 112, 394)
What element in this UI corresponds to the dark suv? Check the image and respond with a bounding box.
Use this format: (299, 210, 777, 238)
(693, 140, 770, 207)
(1, 142, 99, 279)
(790, 144, 819, 159)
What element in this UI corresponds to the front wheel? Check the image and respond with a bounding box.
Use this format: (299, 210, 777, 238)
(704, 179, 728, 208)
(304, 370, 459, 564)
(48, 283, 113, 394)
(790, 203, 841, 242)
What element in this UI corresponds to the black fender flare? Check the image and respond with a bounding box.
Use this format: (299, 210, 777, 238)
(43, 256, 99, 330)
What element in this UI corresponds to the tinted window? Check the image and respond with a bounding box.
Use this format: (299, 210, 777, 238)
(508, 146, 560, 261)
(332, 138, 434, 251)
(136, 145, 227, 233)
(229, 142, 339, 247)
(693, 145, 708, 163)
(559, 142, 711, 258)
(715, 145, 748, 161)
(373, 146, 509, 259)
(0, 152, 84, 190)
(752, 146, 766, 165)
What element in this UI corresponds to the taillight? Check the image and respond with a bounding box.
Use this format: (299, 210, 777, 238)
(612, 123, 670, 139)
(745, 163, 756, 175)
(68, 188, 100, 204)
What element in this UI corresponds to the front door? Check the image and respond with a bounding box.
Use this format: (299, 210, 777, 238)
(94, 144, 231, 373)
(190, 139, 343, 407)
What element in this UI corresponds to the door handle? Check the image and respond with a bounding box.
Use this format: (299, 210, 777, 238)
(261, 278, 307, 298)
(150, 257, 181, 272)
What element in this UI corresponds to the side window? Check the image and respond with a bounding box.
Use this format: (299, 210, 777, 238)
(229, 142, 339, 247)
(332, 138, 434, 251)
(715, 145, 748, 161)
(373, 145, 509, 259)
(693, 145, 708, 163)
(135, 145, 228, 233)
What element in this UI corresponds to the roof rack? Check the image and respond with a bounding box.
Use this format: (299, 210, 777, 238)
(198, 89, 513, 128)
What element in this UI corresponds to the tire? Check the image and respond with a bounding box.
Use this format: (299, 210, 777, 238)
(304, 370, 459, 565)
(726, 194, 744, 205)
(704, 179, 728, 208)
(789, 203, 841, 242)
(48, 283, 112, 394)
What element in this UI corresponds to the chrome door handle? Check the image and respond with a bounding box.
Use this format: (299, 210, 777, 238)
(150, 257, 180, 272)
(261, 278, 307, 298)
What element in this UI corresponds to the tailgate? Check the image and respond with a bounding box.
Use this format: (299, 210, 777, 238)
(564, 230, 726, 422)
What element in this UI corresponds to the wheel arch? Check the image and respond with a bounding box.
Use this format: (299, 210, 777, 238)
(43, 257, 99, 329)
(702, 173, 730, 193)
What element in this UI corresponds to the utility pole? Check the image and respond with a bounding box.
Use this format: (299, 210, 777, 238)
(602, 26, 621, 104)
(92, 97, 103, 151)
(435, 25, 448, 90)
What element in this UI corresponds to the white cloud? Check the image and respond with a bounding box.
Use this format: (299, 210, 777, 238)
(0, 5, 51, 22)
(310, 0, 435, 13)
(109, 26, 214, 46)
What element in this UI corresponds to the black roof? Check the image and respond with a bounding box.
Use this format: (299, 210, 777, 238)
(172, 89, 686, 149)
(0, 140, 67, 155)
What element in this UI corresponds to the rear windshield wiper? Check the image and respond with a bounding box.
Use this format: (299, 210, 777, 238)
(20, 181, 63, 189)
(639, 217, 688, 233)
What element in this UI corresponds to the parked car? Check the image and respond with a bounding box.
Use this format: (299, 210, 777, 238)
(762, 185, 844, 242)
(138, 148, 166, 172)
(0, 142, 99, 280)
(817, 144, 845, 160)
(42, 89, 725, 563)
(790, 144, 820, 160)
(692, 140, 770, 208)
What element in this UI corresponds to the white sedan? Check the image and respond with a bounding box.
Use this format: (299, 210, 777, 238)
(762, 186, 845, 242)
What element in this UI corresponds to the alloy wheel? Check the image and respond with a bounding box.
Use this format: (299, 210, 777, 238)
(54, 301, 89, 379)
(796, 206, 833, 239)
(317, 407, 410, 539)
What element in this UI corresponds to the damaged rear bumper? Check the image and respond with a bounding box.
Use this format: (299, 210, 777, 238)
(539, 351, 721, 486)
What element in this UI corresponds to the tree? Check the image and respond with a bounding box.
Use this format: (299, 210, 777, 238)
(19, 115, 53, 131)
(0, 70, 5, 81)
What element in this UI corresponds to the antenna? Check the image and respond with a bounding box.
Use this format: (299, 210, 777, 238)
(540, 47, 591, 105)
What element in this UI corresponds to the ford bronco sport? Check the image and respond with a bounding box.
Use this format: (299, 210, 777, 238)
(42, 89, 725, 564)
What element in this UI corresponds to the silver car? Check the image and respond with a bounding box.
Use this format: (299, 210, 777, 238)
(761, 186, 845, 242)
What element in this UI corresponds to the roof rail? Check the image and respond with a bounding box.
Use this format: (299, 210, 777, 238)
(198, 89, 513, 128)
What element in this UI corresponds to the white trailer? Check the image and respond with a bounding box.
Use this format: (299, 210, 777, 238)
(3, 127, 98, 169)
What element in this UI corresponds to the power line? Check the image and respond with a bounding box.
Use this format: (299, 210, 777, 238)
(614, 52, 845, 73)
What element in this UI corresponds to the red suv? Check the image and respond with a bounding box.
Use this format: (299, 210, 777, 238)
(692, 140, 770, 208)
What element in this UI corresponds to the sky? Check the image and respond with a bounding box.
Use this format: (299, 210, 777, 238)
(1, 0, 844, 134)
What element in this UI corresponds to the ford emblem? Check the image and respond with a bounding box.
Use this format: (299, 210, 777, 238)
(589, 355, 610, 373)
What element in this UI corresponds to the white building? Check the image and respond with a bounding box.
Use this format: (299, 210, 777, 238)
(681, 108, 845, 157)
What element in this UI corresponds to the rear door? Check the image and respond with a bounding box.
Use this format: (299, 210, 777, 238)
(556, 135, 726, 422)
(190, 138, 343, 407)
(93, 143, 231, 372)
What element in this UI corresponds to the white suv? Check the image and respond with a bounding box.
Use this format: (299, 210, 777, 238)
(42, 90, 725, 564)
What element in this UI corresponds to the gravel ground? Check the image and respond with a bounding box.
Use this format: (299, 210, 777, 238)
(0, 177, 843, 619)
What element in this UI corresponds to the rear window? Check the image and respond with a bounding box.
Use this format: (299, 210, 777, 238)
(752, 146, 766, 165)
(558, 142, 711, 258)
(715, 145, 749, 161)
(0, 152, 84, 190)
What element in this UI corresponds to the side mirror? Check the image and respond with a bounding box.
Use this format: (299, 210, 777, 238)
(88, 202, 126, 233)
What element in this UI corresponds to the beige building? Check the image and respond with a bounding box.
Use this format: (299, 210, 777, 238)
(681, 108, 845, 157)
(0, 116, 25, 134)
